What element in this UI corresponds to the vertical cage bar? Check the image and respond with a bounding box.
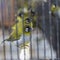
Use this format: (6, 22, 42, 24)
(36, 12, 39, 60)
(55, 0, 59, 59)
(35, 2, 40, 59)
(14, 0, 20, 60)
(7, 0, 13, 60)
(48, 0, 53, 59)
(42, 2, 46, 59)
(30, 21, 32, 60)
(21, 0, 26, 60)
(28, 0, 33, 60)
(1, 0, 6, 60)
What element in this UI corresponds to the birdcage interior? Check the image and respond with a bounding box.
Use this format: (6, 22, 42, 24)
(0, 0, 60, 60)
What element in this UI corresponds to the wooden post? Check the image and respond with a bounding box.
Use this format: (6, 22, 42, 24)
(1, 0, 15, 27)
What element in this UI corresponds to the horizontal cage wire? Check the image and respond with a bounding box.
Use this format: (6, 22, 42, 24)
(0, 0, 60, 60)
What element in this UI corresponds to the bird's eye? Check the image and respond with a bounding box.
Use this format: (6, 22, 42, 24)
(25, 18, 32, 23)
(18, 12, 24, 17)
(31, 9, 35, 16)
(24, 26, 31, 32)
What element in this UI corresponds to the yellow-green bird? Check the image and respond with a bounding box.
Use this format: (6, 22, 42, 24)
(2, 9, 33, 43)
(1, 0, 37, 48)
(51, 4, 60, 18)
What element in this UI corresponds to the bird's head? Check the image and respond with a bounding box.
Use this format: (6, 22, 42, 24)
(51, 4, 56, 12)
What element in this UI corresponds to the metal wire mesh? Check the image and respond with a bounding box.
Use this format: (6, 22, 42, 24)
(0, 0, 60, 60)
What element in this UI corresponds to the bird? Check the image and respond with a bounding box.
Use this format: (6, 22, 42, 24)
(1, 8, 33, 44)
(1, 0, 38, 49)
(51, 4, 60, 18)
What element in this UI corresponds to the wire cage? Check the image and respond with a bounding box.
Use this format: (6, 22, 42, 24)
(0, 0, 60, 60)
